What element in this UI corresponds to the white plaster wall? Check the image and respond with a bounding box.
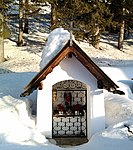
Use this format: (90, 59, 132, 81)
(59, 56, 97, 90)
(37, 87, 52, 137)
(87, 86, 91, 138)
(37, 55, 105, 139)
(90, 89, 105, 136)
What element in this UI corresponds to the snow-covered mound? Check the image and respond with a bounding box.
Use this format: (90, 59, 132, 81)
(0, 95, 48, 144)
(101, 66, 133, 100)
(0, 72, 48, 145)
(40, 28, 70, 69)
(86, 120, 133, 150)
(105, 92, 133, 127)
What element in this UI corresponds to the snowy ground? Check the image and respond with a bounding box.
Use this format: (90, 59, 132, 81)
(0, 68, 133, 150)
(1, 32, 133, 73)
(0, 7, 133, 149)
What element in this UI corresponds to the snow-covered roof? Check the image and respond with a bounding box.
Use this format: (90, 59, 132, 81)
(20, 28, 119, 97)
(40, 28, 70, 69)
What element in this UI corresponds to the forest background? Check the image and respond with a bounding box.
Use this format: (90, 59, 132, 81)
(0, 0, 133, 63)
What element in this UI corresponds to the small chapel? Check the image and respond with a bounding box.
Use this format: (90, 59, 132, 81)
(21, 28, 119, 144)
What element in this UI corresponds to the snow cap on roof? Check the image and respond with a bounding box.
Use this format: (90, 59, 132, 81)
(40, 28, 70, 69)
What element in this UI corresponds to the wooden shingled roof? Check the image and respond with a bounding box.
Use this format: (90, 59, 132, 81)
(20, 40, 119, 97)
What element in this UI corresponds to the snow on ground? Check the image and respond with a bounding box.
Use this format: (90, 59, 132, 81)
(105, 92, 133, 126)
(0, 71, 133, 150)
(0, 42, 133, 150)
(0, 14, 133, 149)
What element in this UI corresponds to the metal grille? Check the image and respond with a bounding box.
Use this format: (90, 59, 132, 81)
(52, 80, 87, 137)
(53, 115, 86, 137)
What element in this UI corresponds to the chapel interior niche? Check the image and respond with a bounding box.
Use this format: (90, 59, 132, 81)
(52, 80, 87, 137)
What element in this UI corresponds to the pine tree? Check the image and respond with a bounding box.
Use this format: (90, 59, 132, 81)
(56, 0, 112, 49)
(110, 0, 133, 50)
(31, 0, 58, 28)
(17, 0, 42, 46)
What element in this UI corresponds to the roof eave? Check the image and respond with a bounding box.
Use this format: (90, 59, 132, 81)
(20, 40, 119, 97)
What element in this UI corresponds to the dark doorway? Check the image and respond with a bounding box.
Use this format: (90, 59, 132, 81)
(52, 80, 87, 138)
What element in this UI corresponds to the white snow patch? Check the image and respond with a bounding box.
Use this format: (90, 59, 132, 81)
(0, 95, 48, 145)
(105, 92, 133, 127)
(40, 28, 70, 69)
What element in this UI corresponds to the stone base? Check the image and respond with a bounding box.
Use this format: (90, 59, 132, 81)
(53, 137, 88, 146)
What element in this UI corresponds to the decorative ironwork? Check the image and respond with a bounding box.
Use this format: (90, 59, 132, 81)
(53, 115, 86, 137)
(52, 80, 87, 137)
(53, 80, 87, 91)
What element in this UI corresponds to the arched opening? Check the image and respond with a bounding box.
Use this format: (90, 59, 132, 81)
(52, 80, 87, 139)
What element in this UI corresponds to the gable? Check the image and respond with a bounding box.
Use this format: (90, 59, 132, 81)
(20, 40, 119, 97)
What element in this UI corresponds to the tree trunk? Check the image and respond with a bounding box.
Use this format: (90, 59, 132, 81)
(18, 0, 23, 46)
(92, 26, 100, 49)
(23, 0, 29, 34)
(51, 3, 57, 29)
(118, 20, 125, 50)
(0, 13, 4, 63)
